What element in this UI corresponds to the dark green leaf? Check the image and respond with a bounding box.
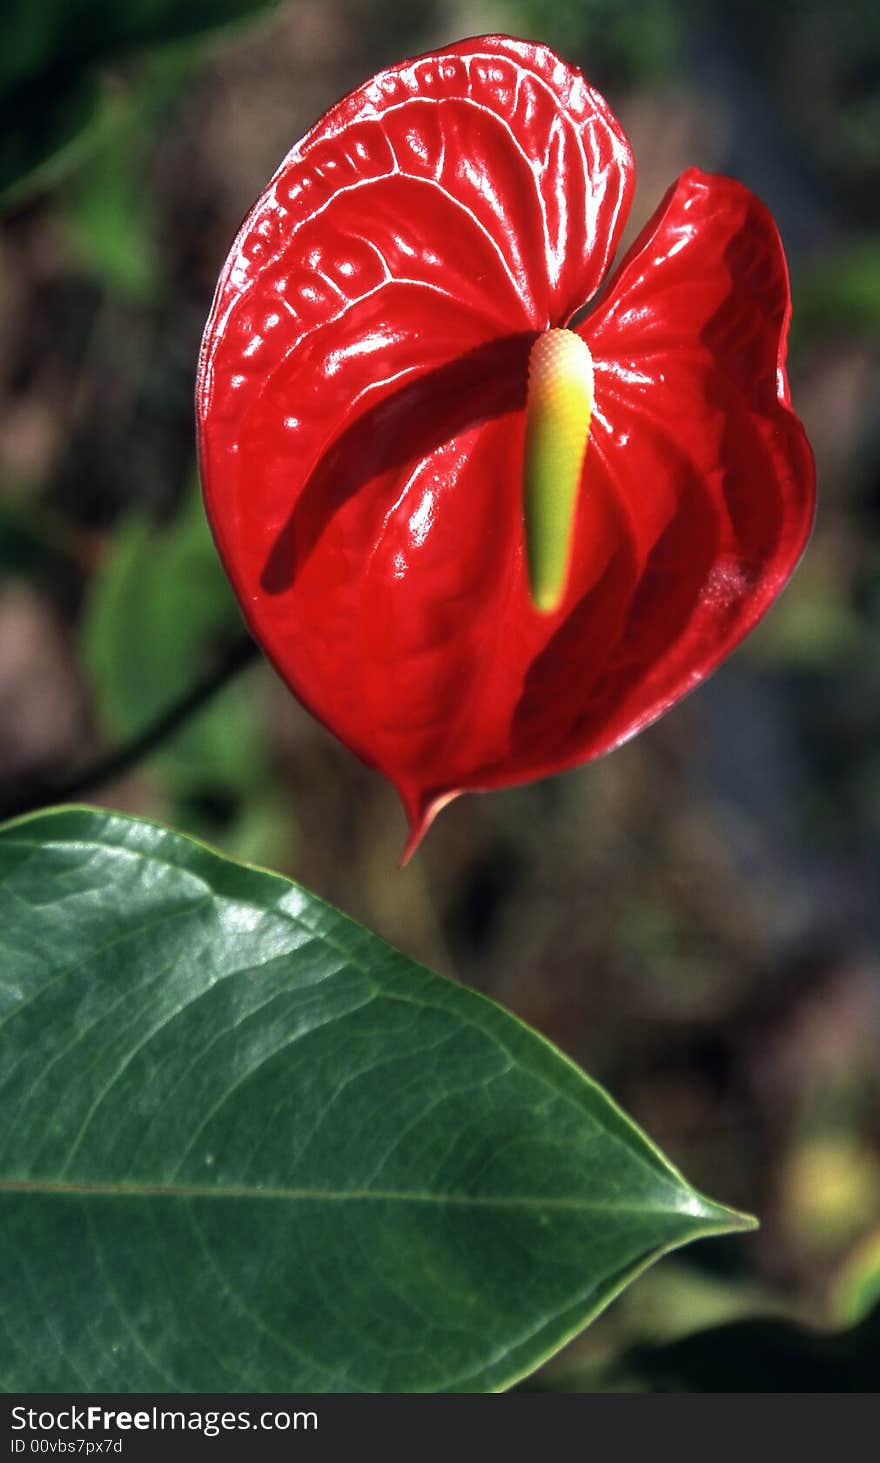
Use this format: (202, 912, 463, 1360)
(0, 808, 752, 1392)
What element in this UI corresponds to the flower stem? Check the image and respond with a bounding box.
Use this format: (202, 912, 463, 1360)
(0, 634, 260, 823)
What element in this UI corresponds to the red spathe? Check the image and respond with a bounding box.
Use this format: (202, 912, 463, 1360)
(197, 35, 816, 857)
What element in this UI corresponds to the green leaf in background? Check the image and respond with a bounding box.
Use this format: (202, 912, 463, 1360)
(526, 1264, 880, 1393)
(793, 238, 880, 348)
(0, 71, 121, 209)
(508, 0, 682, 85)
(0, 807, 752, 1393)
(0, 0, 279, 206)
(81, 484, 262, 802)
(744, 561, 864, 668)
(833, 1228, 880, 1328)
(0, 491, 97, 581)
(57, 45, 203, 300)
(622, 1304, 880, 1393)
(63, 132, 159, 303)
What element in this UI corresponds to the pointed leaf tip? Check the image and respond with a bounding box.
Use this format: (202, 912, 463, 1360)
(1, 805, 756, 1393)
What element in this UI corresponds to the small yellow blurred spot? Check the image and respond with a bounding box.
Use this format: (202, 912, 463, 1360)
(781, 1135, 880, 1256)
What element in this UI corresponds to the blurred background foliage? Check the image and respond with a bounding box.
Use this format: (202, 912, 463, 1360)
(1, 0, 878, 1391)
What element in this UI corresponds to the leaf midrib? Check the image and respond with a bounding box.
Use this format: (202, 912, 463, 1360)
(0, 1175, 704, 1217)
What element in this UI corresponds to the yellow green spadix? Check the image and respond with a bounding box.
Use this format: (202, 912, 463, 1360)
(523, 327, 594, 614)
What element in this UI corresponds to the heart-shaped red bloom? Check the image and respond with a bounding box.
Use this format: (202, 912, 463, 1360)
(198, 34, 815, 857)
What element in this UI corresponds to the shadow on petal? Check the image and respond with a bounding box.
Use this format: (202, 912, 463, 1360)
(260, 332, 535, 595)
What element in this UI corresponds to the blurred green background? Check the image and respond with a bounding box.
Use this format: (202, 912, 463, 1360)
(1, 0, 879, 1390)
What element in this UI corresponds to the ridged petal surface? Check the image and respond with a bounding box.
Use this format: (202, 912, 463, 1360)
(198, 38, 814, 853)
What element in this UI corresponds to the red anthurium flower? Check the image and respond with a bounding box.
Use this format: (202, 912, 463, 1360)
(198, 34, 815, 857)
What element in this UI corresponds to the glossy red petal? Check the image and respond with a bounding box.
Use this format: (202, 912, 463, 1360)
(563, 168, 815, 763)
(198, 37, 636, 849)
